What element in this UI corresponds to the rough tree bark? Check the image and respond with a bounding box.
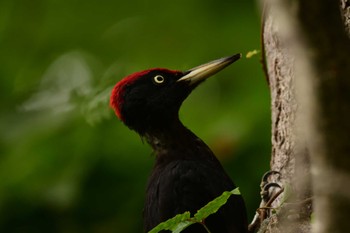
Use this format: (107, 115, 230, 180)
(259, 0, 350, 232)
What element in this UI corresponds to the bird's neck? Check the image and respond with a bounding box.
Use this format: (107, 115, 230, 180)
(143, 119, 218, 164)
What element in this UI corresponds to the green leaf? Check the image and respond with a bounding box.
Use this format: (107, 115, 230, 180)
(148, 188, 241, 233)
(246, 50, 260, 58)
(280, 183, 292, 204)
(310, 212, 314, 223)
(172, 221, 194, 233)
(148, 211, 194, 233)
(194, 188, 241, 221)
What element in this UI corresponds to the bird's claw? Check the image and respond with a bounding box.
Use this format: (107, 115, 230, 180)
(260, 170, 282, 203)
(260, 170, 280, 188)
(248, 170, 283, 233)
(261, 182, 282, 203)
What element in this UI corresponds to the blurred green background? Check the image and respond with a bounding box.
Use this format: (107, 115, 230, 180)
(0, 0, 270, 232)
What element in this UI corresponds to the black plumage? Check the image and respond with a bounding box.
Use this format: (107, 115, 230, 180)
(110, 54, 248, 233)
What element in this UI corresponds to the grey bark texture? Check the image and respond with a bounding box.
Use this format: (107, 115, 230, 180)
(259, 0, 350, 232)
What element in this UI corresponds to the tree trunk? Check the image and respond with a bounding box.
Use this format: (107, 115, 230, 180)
(260, 0, 350, 232)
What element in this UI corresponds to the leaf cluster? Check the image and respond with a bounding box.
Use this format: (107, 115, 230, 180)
(149, 188, 241, 233)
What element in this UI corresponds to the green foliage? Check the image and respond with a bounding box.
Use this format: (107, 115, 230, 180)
(246, 50, 260, 58)
(280, 183, 293, 205)
(310, 212, 314, 223)
(149, 188, 240, 233)
(0, 0, 270, 232)
(149, 212, 193, 233)
(194, 188, 241, 221)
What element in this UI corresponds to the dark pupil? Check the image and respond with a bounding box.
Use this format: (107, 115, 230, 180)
(156, 76, 163, 82)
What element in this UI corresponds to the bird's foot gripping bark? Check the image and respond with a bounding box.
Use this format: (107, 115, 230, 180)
(248, 171, 284, 233)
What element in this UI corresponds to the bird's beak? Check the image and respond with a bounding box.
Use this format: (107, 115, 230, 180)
(177, 53, 241, 85)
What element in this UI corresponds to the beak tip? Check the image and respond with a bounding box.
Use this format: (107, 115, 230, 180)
(229, 53, 242, 62)
(177, 53, 242, 84)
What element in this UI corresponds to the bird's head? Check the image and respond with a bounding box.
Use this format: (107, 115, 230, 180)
(110, 54, 241, 134)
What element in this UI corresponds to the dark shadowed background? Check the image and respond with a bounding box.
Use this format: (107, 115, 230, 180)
(0, 0, 270, 232)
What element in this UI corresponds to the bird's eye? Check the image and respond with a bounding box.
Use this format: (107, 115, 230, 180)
(153, 75, 165, 84)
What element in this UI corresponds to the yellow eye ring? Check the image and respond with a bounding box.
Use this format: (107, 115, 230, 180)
(153, 75, 165, 84)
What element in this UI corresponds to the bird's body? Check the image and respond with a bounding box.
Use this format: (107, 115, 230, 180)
(144, 121, 247, 233)
(110, 54, 248, 233)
